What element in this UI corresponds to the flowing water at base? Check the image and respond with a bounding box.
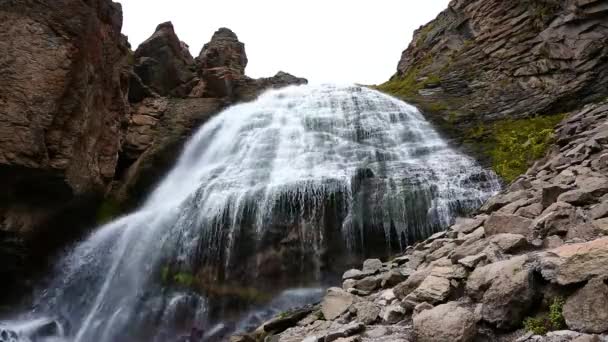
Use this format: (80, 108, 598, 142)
(0, 84, 499, 341)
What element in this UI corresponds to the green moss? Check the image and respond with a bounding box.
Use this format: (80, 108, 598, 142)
(96, 198, 122, 224)
(416, 23, 435, 46)
(523, 297, 566, 335)
(465, 114, 565, 182)
(173, 272, 195, 287)
(377, 56, 434, 99)
(489, 114, 565, 182)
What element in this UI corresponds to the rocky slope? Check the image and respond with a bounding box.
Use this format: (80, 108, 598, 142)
(379, 0, 608, 159)
(0, 0, 306, 299)
(238, 99, 608, 342)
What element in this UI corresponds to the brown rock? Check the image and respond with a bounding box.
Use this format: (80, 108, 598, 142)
(539, 237, 608, 285)
(466, 255, 536, 328)
(484, 214, 532, 237)
(321, 288, 355, 320)
(563, 277, 608, 333)
(132, 22, 196, 98)
(413, 302, 476, 342)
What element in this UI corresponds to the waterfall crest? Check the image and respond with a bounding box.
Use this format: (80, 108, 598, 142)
(2, 84, 499, 341)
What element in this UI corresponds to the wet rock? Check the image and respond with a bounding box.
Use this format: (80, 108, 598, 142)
(321, 288, 355, 320)
(413, 302, 476, 342)
(563, 277, 608, 333)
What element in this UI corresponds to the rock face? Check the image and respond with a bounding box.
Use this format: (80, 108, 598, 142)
(381, 0, 608, 142)
(246, 100, 608, 342)
(0, 0, 306, 300)
(131, 22, 196, 98)
(0, 0, 130, 295)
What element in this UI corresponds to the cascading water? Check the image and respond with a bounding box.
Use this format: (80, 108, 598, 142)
(0, 84, 500, 341)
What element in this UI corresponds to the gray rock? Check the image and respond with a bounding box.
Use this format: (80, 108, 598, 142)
(563, 277, 608, 333)
(458, 253, 487, 268)
(452, 216, 486, 234)
(489, 233, 528, 253)
(354, 276, 380, 292)
(481, 191, 531, 213)
(558, 190, 596, 205)
(351, 301, 380, 325)
(380, 269, 408, 288)
(542, 185, 571, 209)
(405, 275, 452, 305)
(485, 214, 533, 237)
(413, 302, 476, 342)
(590, 202, 608, 220)
(321, 288, 355, 320)
(362, 259, 383, 274)
(381, 303, 406, 324)
(343, 269, 365, 280)
(466, 255, 536, 328)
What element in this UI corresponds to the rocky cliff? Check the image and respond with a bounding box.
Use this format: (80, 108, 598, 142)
(378, 0, 608, 176)
(239, 96, 608, 342)
(0, 0, 306, 298)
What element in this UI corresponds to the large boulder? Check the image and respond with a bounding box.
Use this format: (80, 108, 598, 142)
(320, 288, 354, 321)
(466, 255, 536, 328)
(563, 277, 608, 333)
(413, 302, 477, 342)
(539, 237, 608, 285)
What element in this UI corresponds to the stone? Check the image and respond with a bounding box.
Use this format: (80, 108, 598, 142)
(516, 203, 544, 219)
(380, 269, 408, 288)
(413, 302, 476, 342)
(362, 259, 383, 274)
(485, 214, 533, 236)
(393, 267, 432, 300)
(351, 301, 380, 325)
(458, 253, 487, 268)
(321, 288, 355, 320)
(405, 275, 452, 305)
(354, 276, 379, 292)
(489, 233, 528, 253)
(467, 255, 536, 328)
(342, 279, 356, 290)
(539, 237, 608, 285)
(343, 269, 365, 280)
(132, 22, 196, 97)
(379, 289, 396, 302)
(575, 176, 608, 197)
(324, 322, 364, 342)
(590, 202, 608, 219)
(563, 277, 608, 333)
(413, 302, 434, 317)
(452, 216, 486, 234)
(430, 265, 468, 279)
(592, 218, 608, 235)
(481, 191, 531, 213)
(381, 303, 406, 324)
(558, 190, 596, 205)
(542, 185, 571, 209)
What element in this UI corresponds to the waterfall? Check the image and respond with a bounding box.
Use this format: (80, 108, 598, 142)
(0, 84, 499, 341)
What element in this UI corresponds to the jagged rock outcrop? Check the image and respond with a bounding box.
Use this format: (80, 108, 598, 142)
(113, 27, 307, 207)
(0, 0, 130, 295)
(241, 100, 608, 342)
(380, 0, 608, 141)
(130, 21, 196, 99)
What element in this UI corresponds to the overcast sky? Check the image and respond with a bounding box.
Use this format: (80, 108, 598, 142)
(119, 0, 450, 85)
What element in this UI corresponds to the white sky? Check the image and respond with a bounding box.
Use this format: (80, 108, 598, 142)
(119, 0, 450, 85)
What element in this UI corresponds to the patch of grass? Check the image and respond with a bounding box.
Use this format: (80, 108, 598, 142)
(523, 296, 566, 335)
(465, 114, 565, 182)
(416, 23, 435, 46)
(173, 272, 195, 287)
(489, 114, 565, 182)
